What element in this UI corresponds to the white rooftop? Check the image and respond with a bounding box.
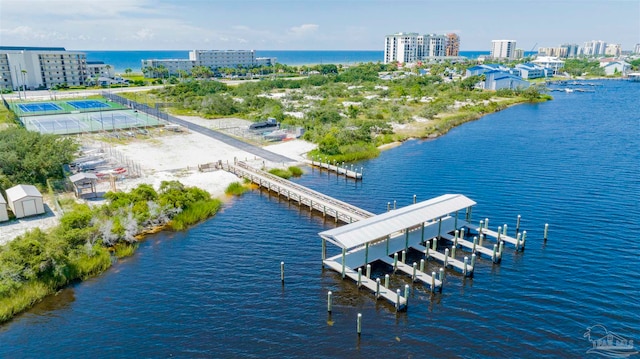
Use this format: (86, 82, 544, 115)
(319, 194, 476, 249)
(69, 172, 98, 183)
(5, 184, 42, 201)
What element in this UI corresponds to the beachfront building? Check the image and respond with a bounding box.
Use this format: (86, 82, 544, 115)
(635, 44, 640, 54)
(532, 56, 565, 74)
(384, 32, 420, 64)
(445, 33, 460, 56)
(581, 40, 607, 56)
(141, 50, 277, 77)
(87, 61, 114, 78)
(515, 63, 551, 79)
(604, 44, 622, 57)
(5, 184, 45, 219)
(0, 46, 90, 90)
(384, 32, 461, 64)
(490, 40, 517, 60)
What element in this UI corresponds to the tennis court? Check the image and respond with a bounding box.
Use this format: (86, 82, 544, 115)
(21, 109, 166, 135)
(67, 100, 111, 110)
(18, 102, 63, 113)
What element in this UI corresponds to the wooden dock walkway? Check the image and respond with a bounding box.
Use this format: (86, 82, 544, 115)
(464, 223, 522, 249)
(439, 233, 500, 262)
(305, 159, 363, 180)
(323, 259, 407, 311)
(223, 161, 373, 223)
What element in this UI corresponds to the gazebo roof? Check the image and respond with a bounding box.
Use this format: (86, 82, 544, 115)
(69, 172, 99, 183)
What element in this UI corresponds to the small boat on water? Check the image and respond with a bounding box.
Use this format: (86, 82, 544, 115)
(565, 88, 574, 93)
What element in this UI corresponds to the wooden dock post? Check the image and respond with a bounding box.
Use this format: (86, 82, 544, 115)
(515, 232, 521, 251)
(485, 218, 489, 231)
(412, 262, 417, 281)
(460, 228, 465, 239)
(395, 290, 401, 311)
(387, 202, 390, 212)
(444, 248, 450, 268)
(357, 268, 362, 287)
(439, 268, 445, 282)
(327, 291, 333, 313)
(401, 250, 406, 264)
(492, 244, 498, 263)
(543, 223, 549, 241)
(479, 220, 484, 236)
(521, 231, 527, 250)
(393, 253, 398, 271)
(420, 259, 425, 272)
(413, 194, 416, 204)
(431, 238, 437, 251)
(463, 257, 468, 276)
(376, 278, 380, 298)
(280, 261, 285, 283)
(497, 226, 502, 242)
(384, 274, 390, 288)
(499, 240, 504, 259)
(404, 284, 410, 304)
(341, 249, 346, 278)
(503, 224, 508, 237)
(425, 242, 430, 258)
(516, 215, 521, 235)
(471, 254, 477, 274)
(479, 233, 484, 247)
(357, 313, 362, 336)
(472, 236, 478, 252)
(366, 264, 371, 279)
(451, 244, 456, 259)
(393, 200, 397, 210)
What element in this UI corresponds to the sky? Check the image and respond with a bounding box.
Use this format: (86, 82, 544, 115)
(0, 0, 639, 51)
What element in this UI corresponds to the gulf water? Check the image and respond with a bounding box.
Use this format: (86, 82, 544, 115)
(84, 50, 507, 73)
(1, 80, 638, 358)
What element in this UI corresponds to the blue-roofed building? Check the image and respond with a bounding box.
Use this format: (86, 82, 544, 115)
(488, 74, 530, 90)
(515, 63, 548, 79)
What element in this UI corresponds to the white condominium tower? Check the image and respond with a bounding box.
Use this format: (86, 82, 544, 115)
(384, 32, 456, 64)
(384, 32, 420, 64)
(491, 40, 517, 60)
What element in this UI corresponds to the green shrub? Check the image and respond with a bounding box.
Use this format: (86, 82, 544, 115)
(268, 168, 292, 179)
(170, 199, 222, 230)
(288, 166, 303, 177)
(225, 182, 249, 196)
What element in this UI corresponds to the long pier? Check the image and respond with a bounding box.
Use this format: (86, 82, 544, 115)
(223, 161, 538, 312)
(222, 161, 373, 223)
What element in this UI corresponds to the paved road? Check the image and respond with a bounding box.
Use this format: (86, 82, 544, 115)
(103, 92, 295, 163)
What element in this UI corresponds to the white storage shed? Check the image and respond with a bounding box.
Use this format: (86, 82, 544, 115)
(5, 184, 45, 219)
(0, 193, 8, 222)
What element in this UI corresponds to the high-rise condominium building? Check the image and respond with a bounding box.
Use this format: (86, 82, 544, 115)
(581, 40, 607, 56)
(490, 40, 517, 60)
(445, 33, 460, 56)
(604, 44, 621, 57)
(384, 32, 420, 64)
(0, 46, 89, 91)
(384, 32, 459, 64)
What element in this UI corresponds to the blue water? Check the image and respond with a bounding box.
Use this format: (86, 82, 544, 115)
(84, 50, 511, 73)
(1, 80, 638, 358)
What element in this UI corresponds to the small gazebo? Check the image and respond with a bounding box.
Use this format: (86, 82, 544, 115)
(69, 173, 99, 198)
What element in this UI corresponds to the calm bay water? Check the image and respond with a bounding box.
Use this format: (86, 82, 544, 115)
(84, 50, 505, 73)
(1, 80, 638, 358)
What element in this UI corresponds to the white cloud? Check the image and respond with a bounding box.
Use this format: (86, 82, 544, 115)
(289, 24, 319, 36)
(132, 28, 155, 41)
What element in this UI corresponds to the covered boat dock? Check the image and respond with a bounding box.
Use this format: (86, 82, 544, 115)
(319, 194, 479, 311)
